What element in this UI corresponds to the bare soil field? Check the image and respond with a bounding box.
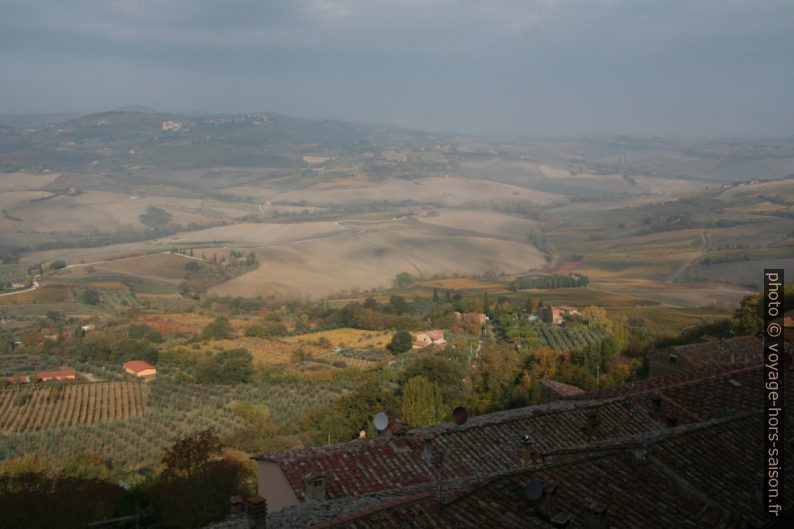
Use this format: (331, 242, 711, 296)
(0, 191, 218, 236)
(0, 171, 60, 192)
(416, 209, 540, 241)
(538, 165, 708, 196)
(163, 220, 347, 246)
(89, 252, 193, 281)
(591, 280, 752, 308)
(422, 278, 506, 290)
(211, 226, 546, 297)
(275, 176, 564, 206)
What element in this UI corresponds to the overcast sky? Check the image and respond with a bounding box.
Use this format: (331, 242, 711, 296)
(1, 0, 792, 137)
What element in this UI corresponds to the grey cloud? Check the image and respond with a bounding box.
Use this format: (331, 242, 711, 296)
(0, 0, 792, 136)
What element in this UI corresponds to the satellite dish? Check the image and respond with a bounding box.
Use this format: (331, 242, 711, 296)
(452, 406, 469, 425)
(525, 480, 544, 502)
(374, 412, 389, 431)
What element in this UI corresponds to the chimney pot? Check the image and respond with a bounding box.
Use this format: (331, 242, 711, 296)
(305, 474, 326, 501)
(421, 438, 433, 461)
(230, 495, 244, 515)
(650, 396, 662, 412)
(246, 495, 267, 529)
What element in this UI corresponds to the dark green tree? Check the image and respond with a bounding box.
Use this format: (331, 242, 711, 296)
(81, 289, 100, 305)
(388, 330, 413, 354)
(201, 316, 232, 340)
(389, 295, 410, 315)
(194, 348, 253, 384)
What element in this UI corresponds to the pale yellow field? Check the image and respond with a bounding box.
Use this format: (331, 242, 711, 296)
(302, 155, 332, 164)
(201, 337, 324, 366)
(285, 328, 391, 348)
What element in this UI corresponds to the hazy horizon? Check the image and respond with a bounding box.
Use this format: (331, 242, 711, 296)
(1, 1, 793, 138)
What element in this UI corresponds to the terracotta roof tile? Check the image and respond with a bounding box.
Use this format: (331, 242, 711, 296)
(257, 399, 662, 502)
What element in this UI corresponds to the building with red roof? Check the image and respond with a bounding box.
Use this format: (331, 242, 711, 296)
(36, 369, 76, 382)
(123, 360, 157, 378)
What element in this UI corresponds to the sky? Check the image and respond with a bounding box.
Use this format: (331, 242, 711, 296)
(1, 0, 793, 137)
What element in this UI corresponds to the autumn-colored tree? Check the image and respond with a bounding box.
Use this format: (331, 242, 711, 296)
(162, 429, 223, 480)
(580, 306, 610, 332)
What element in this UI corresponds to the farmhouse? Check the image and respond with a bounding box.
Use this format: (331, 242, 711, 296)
(412, 330, 446, 349)
(551, 305, 579, 324)
(123, 360, 157, 378)
(36, 369, 76, 382)
(161, 120, 182, 131)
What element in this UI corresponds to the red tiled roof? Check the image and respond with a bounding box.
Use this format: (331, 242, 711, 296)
(36, 369, 76, 380)
(652, 335, 761, 369)
(257, 399, 662, 502)
(540, 379, 585, 398)
(265, 413, 794, 529)
(572, 364, 765, 426)
(123, 360, 156, 373)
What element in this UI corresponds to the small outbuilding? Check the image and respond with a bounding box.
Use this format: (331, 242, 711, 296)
(123, 360, 157, 378)
(36, 369, 77, 382)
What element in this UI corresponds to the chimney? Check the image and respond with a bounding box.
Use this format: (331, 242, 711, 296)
(580, 501, 608, 529)
(582, 411, 601, 437)
(305, 474, 326, 501)
(229, 495, 244, 515)
(650, 395, 662, 413)
(586, 411, 600, 430)
(532, 483, 559, 521)
(521, 433, 541, 464)
(246, 496, 267, 529)
(421, 438, 434, 461)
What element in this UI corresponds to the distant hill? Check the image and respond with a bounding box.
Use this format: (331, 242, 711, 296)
(113, 105, 158, 114)
(0, 113, 83, 129)
(0, 108, 793, 183)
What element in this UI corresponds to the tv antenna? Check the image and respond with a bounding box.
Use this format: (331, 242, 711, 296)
(373, 412, 389, 432)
